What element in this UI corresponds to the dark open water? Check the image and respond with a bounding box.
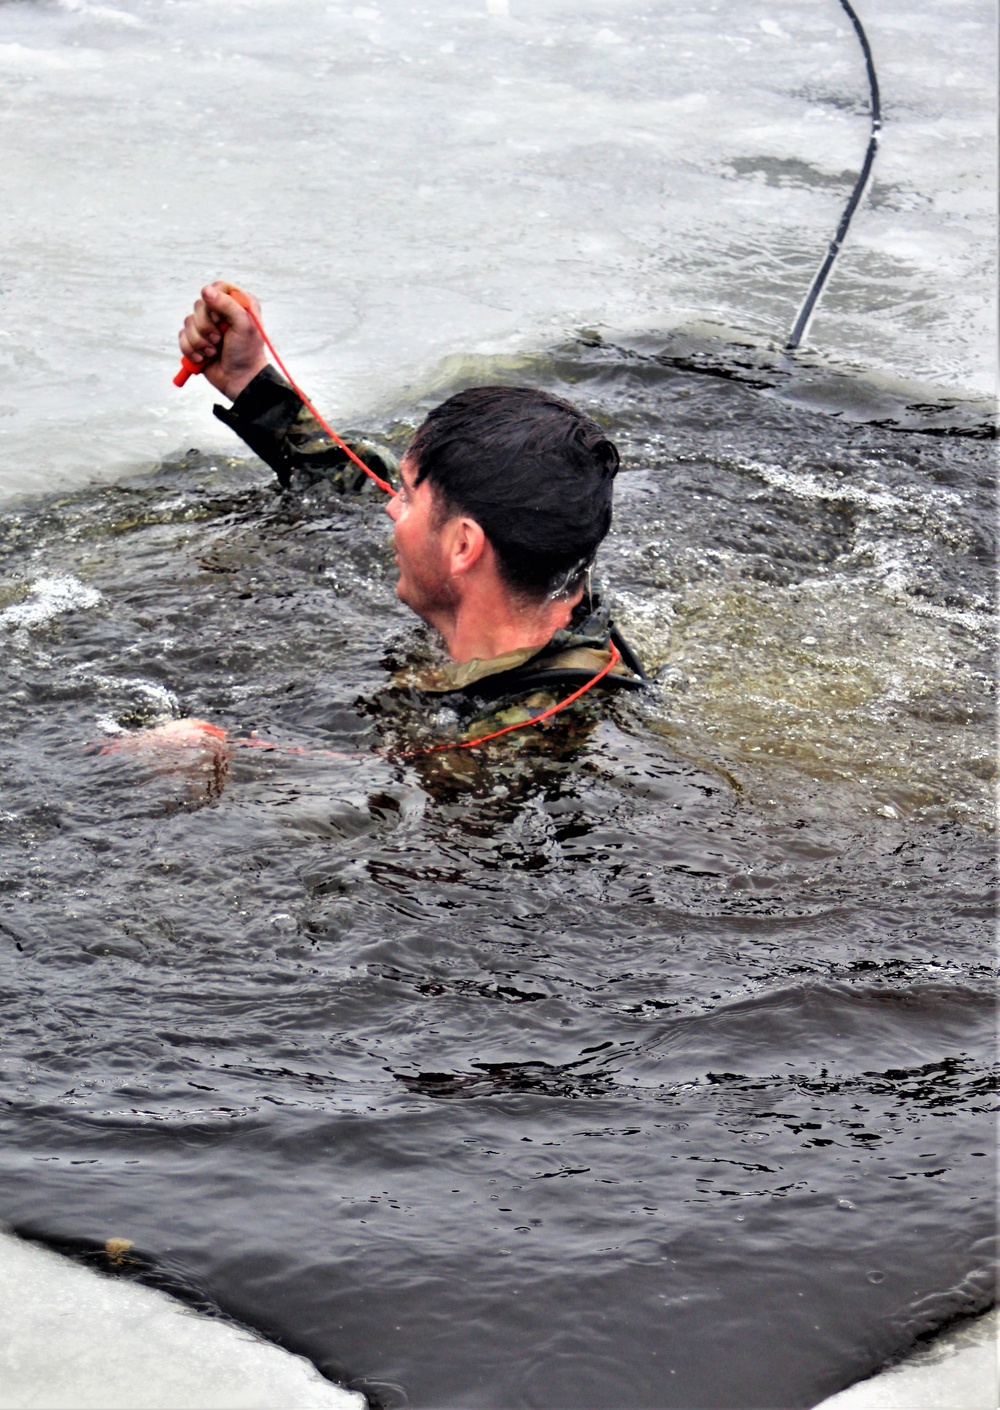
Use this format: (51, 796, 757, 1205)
(0, 338, 995, 1407)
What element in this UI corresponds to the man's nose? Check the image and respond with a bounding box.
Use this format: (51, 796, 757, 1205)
(385, 496, 400, 522)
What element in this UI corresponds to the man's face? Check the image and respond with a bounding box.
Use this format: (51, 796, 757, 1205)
(385, 454, 455, 623)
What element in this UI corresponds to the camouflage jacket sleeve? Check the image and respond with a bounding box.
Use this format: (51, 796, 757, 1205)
(213, 365, 398, 493)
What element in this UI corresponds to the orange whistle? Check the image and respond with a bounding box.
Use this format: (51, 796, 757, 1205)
(173, 286, 253, 387)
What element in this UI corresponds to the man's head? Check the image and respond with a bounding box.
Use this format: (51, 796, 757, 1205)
(385, 385, 620, 655)
(403, 385, 620, 602)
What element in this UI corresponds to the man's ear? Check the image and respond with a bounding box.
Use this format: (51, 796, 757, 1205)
(444, 515, 488, 577)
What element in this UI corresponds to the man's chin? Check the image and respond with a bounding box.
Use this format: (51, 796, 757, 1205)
(395, 579, 421, 616)
(396, 582, 440, 629)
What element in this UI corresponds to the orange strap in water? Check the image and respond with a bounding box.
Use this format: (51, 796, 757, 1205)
(397, 640, 621, 757)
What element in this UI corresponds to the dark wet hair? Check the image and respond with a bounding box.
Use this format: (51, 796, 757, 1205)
(407, 385, 620, 599)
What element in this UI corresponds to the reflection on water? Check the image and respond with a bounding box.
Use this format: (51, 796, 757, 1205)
(0, 341, 995, 1408)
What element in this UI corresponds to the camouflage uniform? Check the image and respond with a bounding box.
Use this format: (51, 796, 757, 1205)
(214, 365, 397, 494)
(215, 366, 645, 722)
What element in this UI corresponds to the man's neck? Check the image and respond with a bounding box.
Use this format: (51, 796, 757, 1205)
(437, 583, 582, 663)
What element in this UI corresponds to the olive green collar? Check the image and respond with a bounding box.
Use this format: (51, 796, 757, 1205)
(393, 602, 625, 695)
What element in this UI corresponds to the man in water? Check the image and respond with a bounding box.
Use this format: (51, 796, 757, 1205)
(177, 281, 643, 715)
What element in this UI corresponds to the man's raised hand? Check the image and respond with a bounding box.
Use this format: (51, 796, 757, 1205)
(178, 282, 268, 401)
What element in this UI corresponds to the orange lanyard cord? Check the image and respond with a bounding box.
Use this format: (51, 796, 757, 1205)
(394, 641, 622, 758)
(241, 304, 398, 498)
(175, 290, 625, 753)
(233, 641, 621, 761)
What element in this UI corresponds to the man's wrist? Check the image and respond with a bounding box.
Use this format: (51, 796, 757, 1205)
(217, 358, 267, 403)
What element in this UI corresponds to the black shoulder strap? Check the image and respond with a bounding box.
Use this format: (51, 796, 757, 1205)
(610, 624, 647, 681)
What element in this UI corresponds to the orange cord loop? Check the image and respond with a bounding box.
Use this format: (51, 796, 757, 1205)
(240, 303, 398, 498)
(395, 641, 621, 758)
(174, 288, 395, 496)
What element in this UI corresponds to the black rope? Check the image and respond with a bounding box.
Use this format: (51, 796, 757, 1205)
(785, 0, 882, 352)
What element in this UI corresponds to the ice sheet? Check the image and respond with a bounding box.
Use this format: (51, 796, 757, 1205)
(813, 1309, 997, 1410)
(0, 0, 994, 500)
(0, 1229, 365, 1410)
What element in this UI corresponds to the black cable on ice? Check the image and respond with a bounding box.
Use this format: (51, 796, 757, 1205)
(785, 0, 882, 353)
